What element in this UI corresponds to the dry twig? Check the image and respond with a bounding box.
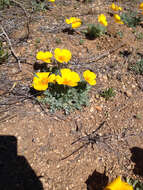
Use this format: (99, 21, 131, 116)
(1, 26, 22, 71)
(61, 121, 108, 160)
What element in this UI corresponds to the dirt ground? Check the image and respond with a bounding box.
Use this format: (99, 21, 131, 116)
(0, 0, 143, 189)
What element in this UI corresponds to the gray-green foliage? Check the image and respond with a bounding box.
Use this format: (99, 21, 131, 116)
(31, 0, 50, 11)
(116, 31, 123, 38)
(126, 178, 143, 190)
(0, 0, 10, 10)
(121, 11, 141, 28)
(129, 59, 143, 75)
(0, 41, 8, 64)
(84, 24, 106, 39)
(38, 82, 91, 114)
(100, 87, 116, 100)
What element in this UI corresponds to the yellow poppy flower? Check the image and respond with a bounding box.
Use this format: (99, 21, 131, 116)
(114, 14, 124, 24)
(110, 3, 122, 11)
(83, 70, 96, 85)
(48, 0, 55, 2)
(98, 14, 108, 26)
(104, 176, 133, 190)
(32, 72, 56, 91)
(139, 2, 143, 9)
(56, 68, 80, 87)
(65, 17, 82, 28)
(36, 51, 53, 63)
(54, 48, 71, 63)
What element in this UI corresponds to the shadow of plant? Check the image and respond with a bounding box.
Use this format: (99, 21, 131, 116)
(85, 169, 109, 190)
(130, 147, 143, 177)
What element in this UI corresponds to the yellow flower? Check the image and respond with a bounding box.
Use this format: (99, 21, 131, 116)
(83, 70, 96, 85)
(104, 176, 133, 190)
(32, 72, 56, 91)
(139, 2, 143, 9)
(98, 14, 108, 26)
(48, 0, 55, 2)
(65, 17, 82, 28)
(110, 3, 122, 11)
(56, 68, 80, 87)
(54, 48, 72, 63)
(114, 14, 124, 24)
(36, 51, 53, 63)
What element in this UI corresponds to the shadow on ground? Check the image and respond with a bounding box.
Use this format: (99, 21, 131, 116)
(130, 147, 143, 177)
(85, 169, 109, 190)
(0, 135, 43, 190)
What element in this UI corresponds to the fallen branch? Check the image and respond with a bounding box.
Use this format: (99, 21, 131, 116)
(69, 43, 125, 70)
(1, 26, 22, 71)
(87, 43, 125, 64)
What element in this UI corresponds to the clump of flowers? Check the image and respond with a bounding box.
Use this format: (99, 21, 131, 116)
(84, 14, 107, 39)
(98, 14, 108, 27)
(114, 14, 124, 24)
(56, 68, 80, 87)
(54, 48, 71, 63)
(110, 3, 122, 11)
(32, 48, 96, 114)
(36, 51, 53, 63)
(65, 17, 82, 28)
(139, 2, 143, 10)
(32, 72, 56, 91)
(104, 176, 133, 190)
(83, 70, 96, 85)
(139, 2, 143, 14)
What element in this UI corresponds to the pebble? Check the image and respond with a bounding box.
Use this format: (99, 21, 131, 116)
(90, 107, 94, 113)
(95, 94, 100, 99)
(102, 75, 108, 82)
(125, 90, 132, 97)
(36, 108, 41, 112)
(131, 84, 136, 89)
(12, 68, 18, 74)
(95, 105, 102, 112)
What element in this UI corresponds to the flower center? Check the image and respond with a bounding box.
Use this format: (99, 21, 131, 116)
(59, 56, 65, 62)
(41, 78, 49, 85)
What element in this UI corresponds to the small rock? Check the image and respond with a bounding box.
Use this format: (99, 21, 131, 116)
(95, 94, 100, 99)
(102, 75, 108, 82)
(125, 90, 132, 97)
(95, 105, 102, 112)
(131, 84, 136, 89)
(11, 68, 18, 74)
(90, 107, 94, 113)
(35, 107, 41, 112)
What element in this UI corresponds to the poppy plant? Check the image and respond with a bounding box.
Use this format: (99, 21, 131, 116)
(98, 14, 108, 26)
(83, 70, 96, 85)
(54, 48, 71, 63)
(110, 3, 122, 11)
(65, 17, 82, 28)
(32, 72, 56, 91)
(56, 68, 80, 87)
(36, 51, 53, 63)
(104, 176, 133, 190)
(114, 14, 124, 24)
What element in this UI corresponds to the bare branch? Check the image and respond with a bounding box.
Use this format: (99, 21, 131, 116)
(1, 26, 22, 71)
